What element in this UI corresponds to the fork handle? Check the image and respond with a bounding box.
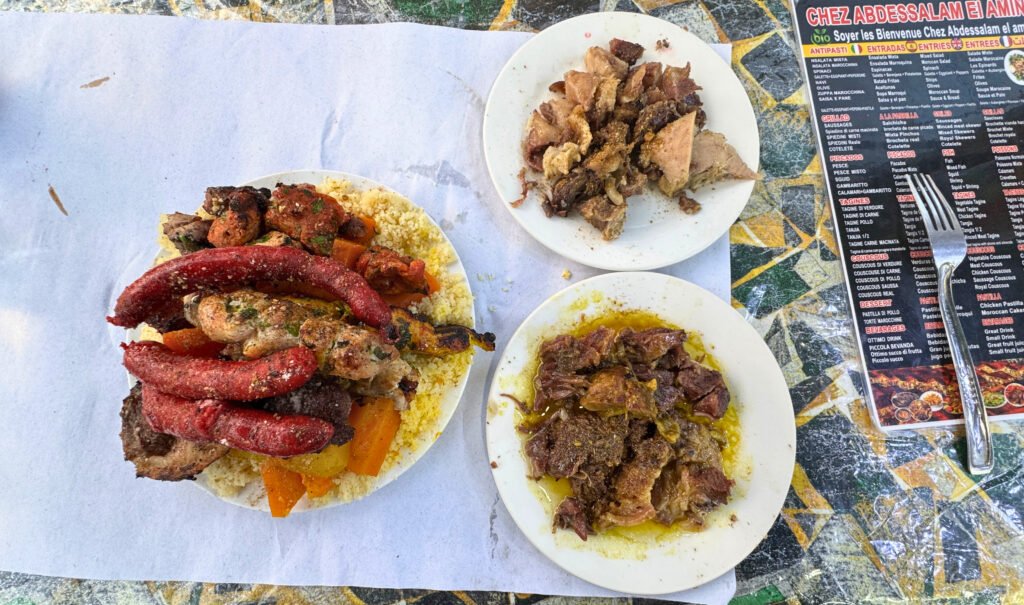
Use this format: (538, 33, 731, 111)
(938, 262, 993, 475)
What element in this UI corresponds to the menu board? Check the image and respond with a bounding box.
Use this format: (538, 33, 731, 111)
(793, 0, 1024, 429)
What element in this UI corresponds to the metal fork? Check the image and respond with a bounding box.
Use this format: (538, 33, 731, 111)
(906, 173, 993, 475)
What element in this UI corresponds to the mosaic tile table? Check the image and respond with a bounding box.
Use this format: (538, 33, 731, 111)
(3, 0, 1023, 603)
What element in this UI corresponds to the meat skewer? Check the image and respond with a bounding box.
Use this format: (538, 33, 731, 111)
(107, 246, 392, 330)
(123, 341, 318, 401)
(141, 385, 334, 457)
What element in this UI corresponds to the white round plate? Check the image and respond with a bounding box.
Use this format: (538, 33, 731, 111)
(131, 169, 478, 513)
(483, 12, 760, 271)
(485, 272, 794, 595)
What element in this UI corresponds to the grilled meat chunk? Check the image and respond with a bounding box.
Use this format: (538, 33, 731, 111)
(580, 366, 658, 418)
(355, 245, 429, 296)
(596, 436, 673, 529)
(120, 383, 228, 481)
(647, 112, 697, 197)
(524, 324, 733, 539)
(300, 317, 417, 403)
(162, 213, 212, 254)
(578, 195, 627, 241)
(266, 184, 347, 255)
(261, 376, 355, 445)
(585, 46, 629, 80)
(545, 168, 602, 217)
(207, 187, 264, 248)
(386, 308, 496, 356)
(609, 38, 645, 65)
(687, 130, 758, 190)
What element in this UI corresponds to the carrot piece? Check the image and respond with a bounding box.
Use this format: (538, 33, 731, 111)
(331, 238, 368, 270)
(260, 461, 306, 518)
(347, 397, 402, 476)
(379, 271, 439, 308)
(351, 214, 377, 246)
(160, 327, 223, 358)
(380, 291, 426, 308)
(301, 474, 336, 498)
(424, 270, 440, 294)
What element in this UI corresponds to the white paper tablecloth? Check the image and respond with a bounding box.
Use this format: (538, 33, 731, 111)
(0, 12, 735, 603)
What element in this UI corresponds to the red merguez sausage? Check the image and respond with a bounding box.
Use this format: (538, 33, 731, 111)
(123, 341, 317, 401)
(107, 246, 392, 329)
(141, 385, 333, 457)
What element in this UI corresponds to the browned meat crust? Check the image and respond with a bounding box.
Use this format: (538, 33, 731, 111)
(162, 213, 212, 254)
(355, 245, 429, 295)
(266, 184, 347, 255)
(120, 383, 228, 481)
(207, 188, 264, 247)
(609, 38, 645, 65)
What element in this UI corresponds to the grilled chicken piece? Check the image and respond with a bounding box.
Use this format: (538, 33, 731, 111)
(120, 383, 228, 481)
(185, 290, 309, 359)
(299, 318, 417, 402)
(386, 308, 496, 356)
(185, 289, 418, 404)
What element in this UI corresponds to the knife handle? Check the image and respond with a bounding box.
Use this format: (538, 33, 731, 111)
(938, 263, 993, 475)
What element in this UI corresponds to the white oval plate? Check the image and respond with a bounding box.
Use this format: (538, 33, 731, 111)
(485, 272, 793, 595)
(130, 169, 479, 513)
(483, 12, 759, 271)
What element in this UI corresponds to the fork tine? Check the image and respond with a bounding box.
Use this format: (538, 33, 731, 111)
(906, 174, 940, 232)
(924, 173, 962, 232)
(913, 173, 947, 230)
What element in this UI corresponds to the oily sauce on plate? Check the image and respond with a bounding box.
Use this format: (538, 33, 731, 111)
(516, 309, 742, 544)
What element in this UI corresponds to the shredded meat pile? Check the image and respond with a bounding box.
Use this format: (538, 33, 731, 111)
(522, 325, 733, 540)
(521, 38, 757, 240)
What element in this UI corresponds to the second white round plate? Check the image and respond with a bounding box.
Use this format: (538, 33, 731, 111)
(485, 272, 794, 595)
(483, 12, 760, 271)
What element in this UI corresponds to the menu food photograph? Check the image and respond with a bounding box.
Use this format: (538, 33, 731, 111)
(2, 1, 1023, 605)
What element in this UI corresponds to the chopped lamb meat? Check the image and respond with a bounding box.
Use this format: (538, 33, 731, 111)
(579, 196, 627, 241)
(585, 46, 629, 79)
(580, 366, 658, 418)
(554, 497, 591, 540)
(609, 38, 645, 65)
(687, 130, 758, 190)
(596, 436, 673, 529)
(645, 111, 697, 197)
(564, 70, 600, 110)
(525, 324, 733, 539)
(120, 383, 228, 481)
(659, 64, 700, 101)
(518, 38, 753, 240)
